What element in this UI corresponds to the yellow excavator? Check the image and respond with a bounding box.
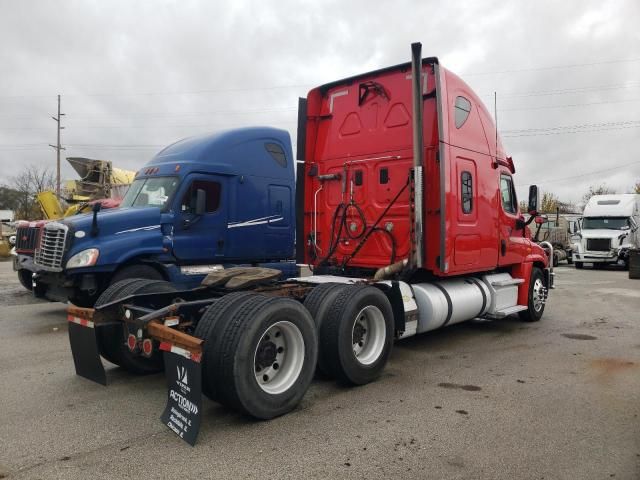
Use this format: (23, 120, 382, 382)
(36, 157, 136, 219)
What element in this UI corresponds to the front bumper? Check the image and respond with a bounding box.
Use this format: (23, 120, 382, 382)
(573, 251, 620, 264)
(573, 248, 629, 264)
(32, 270, 100, 303)
(13, 254, 35, 272)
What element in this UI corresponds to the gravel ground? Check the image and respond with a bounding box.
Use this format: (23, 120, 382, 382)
(0, 259, 638, 479)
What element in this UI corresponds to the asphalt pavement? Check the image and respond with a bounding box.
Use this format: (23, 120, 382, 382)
(0, 259, 638, 479)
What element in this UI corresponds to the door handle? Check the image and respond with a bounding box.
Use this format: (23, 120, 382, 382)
(217, 239, 224, 249)
(501, 239, 507, 256)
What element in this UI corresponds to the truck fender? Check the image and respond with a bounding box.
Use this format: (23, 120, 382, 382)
(110, 258, 168, 282)
(373, 281, 407, 334)
(511, 258, 546, 307)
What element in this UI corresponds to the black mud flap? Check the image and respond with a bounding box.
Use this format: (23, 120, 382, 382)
(160, 349, 203, 446)
(67, 317, 107, 386)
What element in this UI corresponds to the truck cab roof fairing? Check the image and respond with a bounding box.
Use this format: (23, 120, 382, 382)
(149, 127, 294, 180)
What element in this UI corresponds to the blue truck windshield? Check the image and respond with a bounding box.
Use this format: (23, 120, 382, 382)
(582, 217, 630, 230)
(121, 176, 179, 209)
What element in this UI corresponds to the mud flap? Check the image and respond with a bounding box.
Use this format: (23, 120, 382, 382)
(160, 349, 202, 446)
(67, 317, 107, 386)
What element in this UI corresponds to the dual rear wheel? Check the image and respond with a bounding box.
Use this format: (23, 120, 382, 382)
(192, 284, 395, 419)
(195, 293, 317, 419)
(94, 280, 395, 420)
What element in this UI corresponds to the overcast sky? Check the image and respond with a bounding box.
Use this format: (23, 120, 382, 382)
(1, 0, 639, 207)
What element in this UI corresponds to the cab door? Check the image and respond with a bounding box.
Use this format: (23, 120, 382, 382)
(497, 173, 529, 266)
(172, 175, 227, 262)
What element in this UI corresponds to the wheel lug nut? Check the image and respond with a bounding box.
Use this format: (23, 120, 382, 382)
(277, 347, 284, 353)
(273, 363, 279, 370)
(263, 374, 269, 382)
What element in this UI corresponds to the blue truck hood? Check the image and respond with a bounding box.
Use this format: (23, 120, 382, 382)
(63, 207, 162, 236)
(62, 207, 166, 267)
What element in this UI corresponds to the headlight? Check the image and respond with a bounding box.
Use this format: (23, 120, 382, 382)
(66, 249, 100, 269)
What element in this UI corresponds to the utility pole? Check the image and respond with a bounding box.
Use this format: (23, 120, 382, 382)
(49, 95, 65, 197)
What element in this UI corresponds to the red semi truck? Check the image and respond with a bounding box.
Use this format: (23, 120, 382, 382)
(67, 44, 552, 445)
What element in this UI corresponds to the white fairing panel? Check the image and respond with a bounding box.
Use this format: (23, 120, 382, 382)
(481, 273, 520, 315)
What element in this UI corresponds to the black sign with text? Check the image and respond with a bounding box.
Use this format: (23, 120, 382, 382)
(160, 351, 202, 446)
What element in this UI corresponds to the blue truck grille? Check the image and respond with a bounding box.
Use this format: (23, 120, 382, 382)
(34, 222, 68, 271)
(586, 238, 610, 251)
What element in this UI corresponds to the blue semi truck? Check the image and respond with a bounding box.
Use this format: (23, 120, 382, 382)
(19, 127, 296, 306)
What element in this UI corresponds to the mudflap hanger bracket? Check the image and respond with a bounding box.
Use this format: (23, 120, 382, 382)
(66, 300, 206, 446)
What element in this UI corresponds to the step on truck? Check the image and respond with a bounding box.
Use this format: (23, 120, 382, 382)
(15, 127, 297, 306)
(67, 43, 552, 445)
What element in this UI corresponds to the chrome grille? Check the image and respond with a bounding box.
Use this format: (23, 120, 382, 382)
(34, 222, 68, 271)
(15, 225, 40, 253)
(586, 238, 610, 251)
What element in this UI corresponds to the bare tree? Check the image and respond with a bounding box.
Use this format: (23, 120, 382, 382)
(10, 165, 56, 219)
(581, 184, 615, 206)
(634, 181, 640, 194)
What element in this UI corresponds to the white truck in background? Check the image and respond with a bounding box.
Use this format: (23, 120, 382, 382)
(573, 194, 640, 269)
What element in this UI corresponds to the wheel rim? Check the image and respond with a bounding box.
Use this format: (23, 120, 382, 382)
(254, 321, 305, 395)
(351, 306, 386, 366)
(532, 278, 545, 312)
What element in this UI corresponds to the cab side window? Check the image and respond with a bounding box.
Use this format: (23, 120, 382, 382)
(180, 180, 221, 213)
(454, 96, 472, 128)
(461, 171, 473, 213)
(500, 174, 517, 214)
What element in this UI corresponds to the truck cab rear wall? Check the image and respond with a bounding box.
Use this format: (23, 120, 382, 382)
(301, 57, 546, 275)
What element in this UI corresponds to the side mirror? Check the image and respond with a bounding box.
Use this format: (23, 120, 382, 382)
(527, 185, 539, 215)
(195, 189, 206, 216)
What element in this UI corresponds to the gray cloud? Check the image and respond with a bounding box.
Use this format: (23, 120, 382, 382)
(1, 0, 639, 206)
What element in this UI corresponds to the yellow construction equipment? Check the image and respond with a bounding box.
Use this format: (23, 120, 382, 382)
(36, 158, 136, 220)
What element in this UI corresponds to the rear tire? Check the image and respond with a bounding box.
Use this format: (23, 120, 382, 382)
(518, 267, 545, 322)
(303, 283, 348, 375)
(194, 291, 259, 400)
(567, 254, 573, 265)
(110, 264, 163, 285)
(94, 279, 148, 365)
(96, 279, 177, 374)
(575, 262, 583, 269)
(205, 294, 317, 419)
(552, 253, 559, 267)
(319, 285, 394, 385)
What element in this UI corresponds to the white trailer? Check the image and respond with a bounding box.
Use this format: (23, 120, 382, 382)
(573, 194, 640, 269)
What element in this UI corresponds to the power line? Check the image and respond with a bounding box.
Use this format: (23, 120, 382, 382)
(516, 160, 640, 186)
(503, 119, 640, 134)
(2, 57, 640, 99)
(500, 98, 640, 112)
(463, 57, 640, 76)
(484, 82, 640, 99)
(0, 84, 311, 100)
(503, 121, 640, 138)
(0, 119, 298, 131)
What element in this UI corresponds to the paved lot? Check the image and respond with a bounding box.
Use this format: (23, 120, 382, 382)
(0, 259, 638, 480)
